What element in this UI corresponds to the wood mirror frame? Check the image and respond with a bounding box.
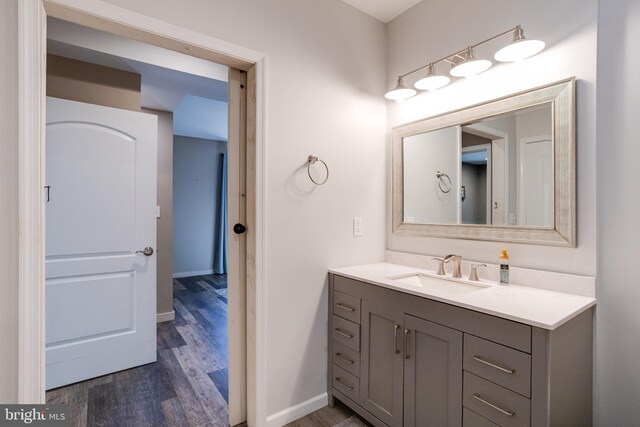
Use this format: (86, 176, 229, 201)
(392, 78, 576, 246)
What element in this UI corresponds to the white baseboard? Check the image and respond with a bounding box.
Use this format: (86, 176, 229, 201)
(156, 311, 175, 323)
(266, 393, 328, 427)
(172, 269, 214, 278)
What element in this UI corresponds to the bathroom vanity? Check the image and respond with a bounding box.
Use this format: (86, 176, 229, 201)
(327, 263, 595, 427)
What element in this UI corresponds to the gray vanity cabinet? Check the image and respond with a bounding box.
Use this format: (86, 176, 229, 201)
(404, 315, 462, 427)
(328, 273, 594, 427)
(359, 300, 405, 427)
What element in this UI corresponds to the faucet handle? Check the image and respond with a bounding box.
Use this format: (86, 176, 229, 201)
(431, 258, 446, 276)
(469, 263, 487, 281)
(443, 254, 460, 263)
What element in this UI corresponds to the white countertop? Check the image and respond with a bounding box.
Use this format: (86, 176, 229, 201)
(329, 263, 596, 330)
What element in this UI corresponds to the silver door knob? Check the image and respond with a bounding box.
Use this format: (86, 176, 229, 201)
(135, 247, 154, 256)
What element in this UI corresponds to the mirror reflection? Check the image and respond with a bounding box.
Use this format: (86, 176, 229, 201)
(403, 103, 553, 227)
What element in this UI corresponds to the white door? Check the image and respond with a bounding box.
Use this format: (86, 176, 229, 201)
(518, 137, 553, 226)
(45, 97, 158, 389)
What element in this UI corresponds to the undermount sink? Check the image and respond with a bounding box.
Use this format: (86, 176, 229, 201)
(389, 272, 490, 295)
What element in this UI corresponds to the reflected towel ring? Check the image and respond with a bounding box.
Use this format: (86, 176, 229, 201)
(436, 170, 452, 193)
(308, 155, 329, 185)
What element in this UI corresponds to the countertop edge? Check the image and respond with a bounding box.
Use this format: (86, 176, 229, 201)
(329, 264, 596, 330)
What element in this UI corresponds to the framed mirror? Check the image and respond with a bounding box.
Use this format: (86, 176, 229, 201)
(392, 78, 575, 246)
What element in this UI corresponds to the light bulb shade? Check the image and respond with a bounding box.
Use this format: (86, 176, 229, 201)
(414, 64, 451, 91)
(385, 77, 417, 101)
(494, 38, 545, 62)
(450, 58, 492, 78)
(414, 75, 451, 91)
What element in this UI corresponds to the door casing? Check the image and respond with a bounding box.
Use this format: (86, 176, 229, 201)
(17, 1, 266, 426)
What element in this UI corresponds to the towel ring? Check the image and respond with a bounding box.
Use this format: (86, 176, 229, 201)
(308, 155, 329, 185)
(436, 170, 452, 193)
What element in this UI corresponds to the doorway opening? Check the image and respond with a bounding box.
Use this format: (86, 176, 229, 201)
(32, 9, 254, 426)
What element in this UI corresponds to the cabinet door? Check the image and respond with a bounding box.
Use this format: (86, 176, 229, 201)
(404, 314, 463, 427)
(360, 299, 404, 427)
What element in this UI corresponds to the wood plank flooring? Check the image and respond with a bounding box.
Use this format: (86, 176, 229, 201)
(46, 274, 366, 427)
(47, 274, 230, 427)
(283, 401, 369, 427)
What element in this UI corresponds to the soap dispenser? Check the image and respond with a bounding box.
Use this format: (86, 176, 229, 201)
(499, 249, 510, 285)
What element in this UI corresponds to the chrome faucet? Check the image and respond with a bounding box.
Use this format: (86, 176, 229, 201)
(469, 263, 487, 281)
(444, 254, 462, 278)
(431, 258, 446, 275)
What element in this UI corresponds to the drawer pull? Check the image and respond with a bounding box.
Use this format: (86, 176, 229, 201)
(472, 355, 515, 374)
(336, 352, 354, 364)
(336, 302, 355, 312)
(334, 328, 354, 339)
(336, 377, 354, 390)
(473, 393, 515, 417)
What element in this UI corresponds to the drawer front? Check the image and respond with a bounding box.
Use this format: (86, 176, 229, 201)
(464, 334, 531, 397)
(463, 407, 499, 427)
(463, 372, 530, 427)
(332, 364, 360, 402)
(333, 291, 361, 324)
(332, 341, 360, 377)
(332, 315, 360, 351)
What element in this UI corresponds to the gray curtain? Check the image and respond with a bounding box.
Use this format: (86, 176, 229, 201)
(213, 153, 227, 274)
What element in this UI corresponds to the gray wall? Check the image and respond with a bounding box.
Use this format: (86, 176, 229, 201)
(0, 0, 19, 404)
(595, 0, 640, 424)
(47, 54, 141, 111)
(142, 108, 175, 317)
(172, 136, 226, 276)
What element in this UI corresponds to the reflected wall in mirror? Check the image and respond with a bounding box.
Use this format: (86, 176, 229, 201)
(393, 78, 575, 246)
(403, 104, 553, 227)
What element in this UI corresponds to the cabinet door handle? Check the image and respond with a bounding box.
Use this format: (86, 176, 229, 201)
(472, 394, 515, 417)
(472, 355, 515, 374)
(334, 328, 354, 339)
(404, 329, 410, 359)
(336, 302, 355, 312)
(394, 324, 400, 354)
(335, 353, 354, 364)
(336, 377, 354, 390)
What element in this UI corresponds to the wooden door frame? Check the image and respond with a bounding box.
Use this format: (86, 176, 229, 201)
(17, 1, 267, 426)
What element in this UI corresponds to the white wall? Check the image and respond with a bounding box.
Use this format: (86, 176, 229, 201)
(595, 0, 640, 424)
(386, 0, 597, 277)
(98, 0, 388, 419)
(172, 136, 226, 276)
(403, 126, 459, 224)
(0, 0, 19, 404)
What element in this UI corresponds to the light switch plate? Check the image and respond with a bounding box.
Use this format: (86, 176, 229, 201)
(353, 217, 363, 237)
(156, 206, 161, 218)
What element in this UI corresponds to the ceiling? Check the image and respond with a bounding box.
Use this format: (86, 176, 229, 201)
(47, 18, 229, 141)
(340, 0, 422, 23)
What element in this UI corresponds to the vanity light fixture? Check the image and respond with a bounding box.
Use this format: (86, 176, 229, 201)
(384, 77, 417, 102)
(384, 25, 545, 100)
(494, 26, 546, 62)
(414, 63, 451, 92)
(449, 47, 492, 78)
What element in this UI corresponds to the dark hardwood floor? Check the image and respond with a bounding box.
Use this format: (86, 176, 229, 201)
(47, 274, 230, 427)
(47, 274, 365, 427)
